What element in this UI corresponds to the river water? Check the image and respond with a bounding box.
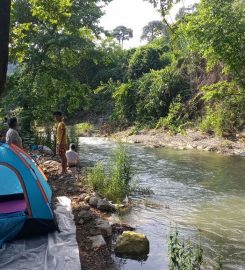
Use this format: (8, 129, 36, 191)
(78, 137, 245, 270)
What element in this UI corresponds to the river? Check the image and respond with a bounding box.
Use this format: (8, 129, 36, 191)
(77, 137, 245, 270)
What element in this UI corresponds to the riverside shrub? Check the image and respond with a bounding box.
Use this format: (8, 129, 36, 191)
(168, 230, 203, 270)
(87, 144, 132, 203)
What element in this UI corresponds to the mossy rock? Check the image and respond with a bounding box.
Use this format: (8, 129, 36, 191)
(115, 231, 149, 260)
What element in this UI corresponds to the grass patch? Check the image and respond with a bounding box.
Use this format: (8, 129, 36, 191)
(87, 161, 108, 191)
(87, 144, 132, 203)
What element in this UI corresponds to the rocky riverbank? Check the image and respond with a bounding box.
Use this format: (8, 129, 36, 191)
(111, 128, 245, 157)
(38, 158, 148, 270)
(39, 159, 117, 270)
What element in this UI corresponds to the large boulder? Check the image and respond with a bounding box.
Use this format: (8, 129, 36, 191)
(115, 231, 149, 260)
(97, 199, 116, 212)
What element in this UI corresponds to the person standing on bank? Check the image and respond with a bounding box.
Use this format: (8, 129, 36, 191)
(6, 117, 23, 148)
(53, 111, 68, 174)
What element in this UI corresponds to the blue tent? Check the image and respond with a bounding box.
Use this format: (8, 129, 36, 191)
(0, 143, 58, 246)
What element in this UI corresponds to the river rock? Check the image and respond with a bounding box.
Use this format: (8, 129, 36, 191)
(197, 145, 204, 150)
(89, 227, 101, 236)
(97, 198, 116, 212)
(78, 210, 93, 222)
(89, 235, 106, 249)
(115, 231, 150, 259)
(186, 144, 194, 149)
(89, 196, 99, 207)
(80, 202, 90, 210)
(84, 195, 91, 203)
(96, 218, 112, 237)
(80, 193, 87, 201)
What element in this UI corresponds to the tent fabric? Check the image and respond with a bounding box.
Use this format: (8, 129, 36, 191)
(0, 143, 57, 245)
(0, 199, 26, 214)
(0, 197, 81, 270)
(0, 165, 23, 196)
(0, 212, 27, 247)
(17, 147, 52, 202)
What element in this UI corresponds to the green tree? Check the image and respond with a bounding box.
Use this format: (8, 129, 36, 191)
(141, 20, 167, 42)
(112, 25, 133, 48)
(179, 0, 245, 88)
(128, 41, 171, 79)
(4, 0, 111, 126)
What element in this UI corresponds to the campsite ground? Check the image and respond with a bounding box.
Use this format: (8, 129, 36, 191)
(39, 159, 118, 270)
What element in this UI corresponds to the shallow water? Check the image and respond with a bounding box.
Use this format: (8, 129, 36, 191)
(78, 137, 245, 270)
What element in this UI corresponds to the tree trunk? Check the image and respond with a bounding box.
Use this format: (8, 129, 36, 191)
(0, 0, 11, 97)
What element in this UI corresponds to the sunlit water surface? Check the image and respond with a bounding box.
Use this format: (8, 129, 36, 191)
(78, 137, 245, 270)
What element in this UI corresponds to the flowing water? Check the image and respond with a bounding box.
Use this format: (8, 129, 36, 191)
(78, 137, 245, 270)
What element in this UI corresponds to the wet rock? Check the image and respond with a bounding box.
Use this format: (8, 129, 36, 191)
(89, 235, 106, 249)
(89, 196, 99, 207)
(112, 223, 135, 234)
(115, 231, 149, 260)
(97, 199, 116, 212)
(96, 218, 112, 237)
(78, 210, 93, 222)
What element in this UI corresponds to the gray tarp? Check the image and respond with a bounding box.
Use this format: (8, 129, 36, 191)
(0, 196, 81, 270)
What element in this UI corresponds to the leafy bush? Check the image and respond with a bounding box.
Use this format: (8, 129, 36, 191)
(169, 230, 203, 270)
(128, 43, 171, 79)
(156, 95, 188, 133)
(200, 82, 245, 136)
(136, 67, 190, 124)
(111, 81, 137, 127)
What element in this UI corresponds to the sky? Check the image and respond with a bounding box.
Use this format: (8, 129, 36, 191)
(100, 0, 199, 48)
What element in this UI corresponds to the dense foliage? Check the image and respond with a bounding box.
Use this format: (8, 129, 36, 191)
(1, 0, 244, 137)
